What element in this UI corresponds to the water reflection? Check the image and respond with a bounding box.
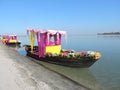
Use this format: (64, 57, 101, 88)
(26, 56, 101, 90)
(97, 35, 120, 39)
(6, 44, 21, 50)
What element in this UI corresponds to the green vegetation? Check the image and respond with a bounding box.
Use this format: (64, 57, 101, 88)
(97, 32, 120, 35)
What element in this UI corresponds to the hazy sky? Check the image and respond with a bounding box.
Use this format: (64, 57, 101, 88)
(0, 0, 120, 35)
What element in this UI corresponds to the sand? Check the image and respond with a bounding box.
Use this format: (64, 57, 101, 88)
(0, 42, 90, 90)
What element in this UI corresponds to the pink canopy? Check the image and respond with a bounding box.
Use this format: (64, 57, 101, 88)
(27, 28, 67, 57)
(27, 28, 67, 35)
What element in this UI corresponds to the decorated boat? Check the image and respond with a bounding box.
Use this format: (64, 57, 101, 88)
(2, 34, 21, 45)
(25, 28, 101, 68)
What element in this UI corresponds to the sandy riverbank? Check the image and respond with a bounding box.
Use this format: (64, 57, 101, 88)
(0, 42, 90, 90)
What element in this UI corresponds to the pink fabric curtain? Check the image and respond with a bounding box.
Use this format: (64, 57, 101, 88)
(37, 32, 46, 57)
(54, 33, 61, 45)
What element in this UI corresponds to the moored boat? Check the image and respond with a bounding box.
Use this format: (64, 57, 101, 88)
(2, 34, 21, 45)
(25, 28, 101, 68)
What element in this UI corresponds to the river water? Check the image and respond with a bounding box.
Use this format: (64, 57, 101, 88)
(17, 35, 120, 90)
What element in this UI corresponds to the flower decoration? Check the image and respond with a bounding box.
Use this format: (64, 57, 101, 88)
(45, 50, 101, 60)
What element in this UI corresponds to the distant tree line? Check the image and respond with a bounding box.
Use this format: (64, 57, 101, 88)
(97, 32, 120, 35)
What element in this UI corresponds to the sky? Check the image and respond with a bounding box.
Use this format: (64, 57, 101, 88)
(0, 0, 120, 35)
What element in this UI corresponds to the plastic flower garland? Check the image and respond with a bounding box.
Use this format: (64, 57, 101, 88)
(46, 50, 101, 60)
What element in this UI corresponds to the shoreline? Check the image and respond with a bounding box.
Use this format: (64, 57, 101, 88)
(0, 42, 90, 90)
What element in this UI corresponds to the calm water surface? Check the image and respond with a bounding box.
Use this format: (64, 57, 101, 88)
(17, 35, 120, 90)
